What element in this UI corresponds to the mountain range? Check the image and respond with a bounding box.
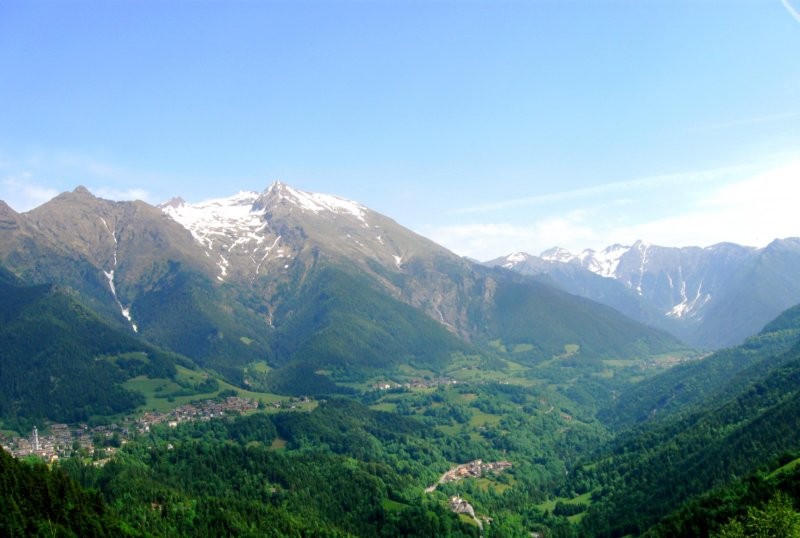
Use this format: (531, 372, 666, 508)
(486, 238, 800, 350)
(0, 182, 680, 420)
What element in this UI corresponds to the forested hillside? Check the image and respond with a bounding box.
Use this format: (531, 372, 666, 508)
(0, 275, 179, 429)
(59, 401, 489, 537)
(578, 306, 800, 536)
(600, 303, 800, 429)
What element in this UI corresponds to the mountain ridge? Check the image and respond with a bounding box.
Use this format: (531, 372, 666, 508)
(488, 238, 800, 349)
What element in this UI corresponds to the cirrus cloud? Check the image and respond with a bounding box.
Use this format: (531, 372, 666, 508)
(426, 157, 800, 260)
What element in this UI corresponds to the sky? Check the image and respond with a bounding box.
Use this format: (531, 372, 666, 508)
(1, 0, 798, 260)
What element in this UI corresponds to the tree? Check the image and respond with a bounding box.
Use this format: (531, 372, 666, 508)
(714, 493, 800, 538)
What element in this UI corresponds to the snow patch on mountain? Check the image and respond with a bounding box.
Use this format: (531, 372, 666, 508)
(161, 190, 276, 279)
(667, 280, 711, 319)
(161, 190, 264, 252)
(217, 254, 230, 281)
(635, 242, 650, 295)
(255, 236, 282, 276)
(503, 252, 528, 268)
(161, 182, 376, 280)
(99, 217, 138, 332)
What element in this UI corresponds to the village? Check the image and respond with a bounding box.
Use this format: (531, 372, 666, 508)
(422, 459, 513, 529)
(372, 376, 459, 391)
(425, 459, 513, 493)
(0, 395, 308, 462)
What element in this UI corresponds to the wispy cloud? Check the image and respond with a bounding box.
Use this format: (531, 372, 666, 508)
(450, 164, 752, 215)
(424, 211, 599, 260)
(0, 174, 61, 212)
(428, 158, 800, 260)
(0, 149, 161, 210)
(54, 151, 146, 184)
(93, 187, 153, 203)
(782, 0, 800, 24)
(695, 110, 800, 131)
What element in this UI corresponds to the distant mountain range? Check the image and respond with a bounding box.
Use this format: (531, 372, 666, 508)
(486, 238, 800, 349)
(0, 183, 680, 420)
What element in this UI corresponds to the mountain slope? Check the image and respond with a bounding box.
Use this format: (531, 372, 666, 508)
(0, 187, 215, 333)
(600, 303, 800, 429)
(0, 188, 276, 377)
(480, 270, 680, 362)
(162, 182, 682, 351)
(489, 239, 800, 349)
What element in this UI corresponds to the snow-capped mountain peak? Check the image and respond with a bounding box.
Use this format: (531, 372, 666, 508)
(254, 181, 368, 225)
(585, 243, 630, 278)
(540, 247, 575, 263)
(159, 182, 386, 282)
(535, 244, 630, 279)
(502, 252, 531, 268)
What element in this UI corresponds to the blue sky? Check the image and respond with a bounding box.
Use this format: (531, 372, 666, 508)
(1, 0, 798, 260)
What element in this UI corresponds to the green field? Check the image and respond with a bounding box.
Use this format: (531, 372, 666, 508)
(381, 498, 409, 512)
(537, 490, 593, 523)
(123, 365, 307, 414)
(769, 457, 800, 478)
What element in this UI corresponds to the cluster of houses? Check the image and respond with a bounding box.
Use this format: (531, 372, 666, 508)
(136, 396, 259, 432)
(426, 461, 512, 529)
(372, 376, 459, 390)
(448, 495, 496, 530)
(1, 423, 126, 463)
(1, 395, 271, 462)
(425, 459, 513, 493)
(440, 459, 513, 484)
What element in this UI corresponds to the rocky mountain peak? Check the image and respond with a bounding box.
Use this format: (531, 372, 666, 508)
(45, 185, 94, 204)
(73, 185, 93, 196)
(159, 196, 186, 209)
(503, 252, 531, 266)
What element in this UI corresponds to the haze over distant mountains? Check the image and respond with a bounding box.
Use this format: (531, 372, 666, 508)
(486, 238, 800, 350)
